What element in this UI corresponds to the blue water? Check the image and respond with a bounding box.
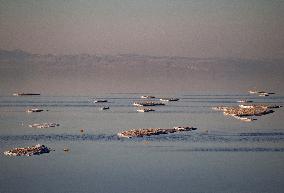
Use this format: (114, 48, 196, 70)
(1, 93, 284, 193)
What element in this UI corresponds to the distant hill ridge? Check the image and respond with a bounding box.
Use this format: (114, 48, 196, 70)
(0, 49, 283, 95)
(0, 49, 283, 73)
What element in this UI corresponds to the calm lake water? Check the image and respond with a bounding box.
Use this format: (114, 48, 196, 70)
(1, 92, 284, 193)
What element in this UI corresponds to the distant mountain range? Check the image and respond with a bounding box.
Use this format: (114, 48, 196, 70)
(0, 49, 283, 73)
(1, 49, 283, 94)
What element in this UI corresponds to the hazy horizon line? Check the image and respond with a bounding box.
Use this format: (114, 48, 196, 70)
(1, 48, 283, 61)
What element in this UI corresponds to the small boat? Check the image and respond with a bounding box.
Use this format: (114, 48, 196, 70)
(141, 95, 155, 99)
(237, 100, 253, 103)
(259, 93, 269, 97)
(101, 106, 109, 110)
(13, 93, 40, 96)
(26, 108, 44, 113)
(94, 99, 108, 103)
(137, 108, 155, 112)
(133, 101, 165, 107)
(160, 98, 179, 102)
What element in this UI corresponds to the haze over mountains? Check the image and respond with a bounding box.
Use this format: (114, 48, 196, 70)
(1, 49, 283, 95)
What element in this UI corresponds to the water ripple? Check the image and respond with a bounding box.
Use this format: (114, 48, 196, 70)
(0, 132, 283, 143)
(163, 147, 284, 152)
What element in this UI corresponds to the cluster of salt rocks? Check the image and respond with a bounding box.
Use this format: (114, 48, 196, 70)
(4, 144, 50, 156)
(213, 104, 281, 117)
(29, 123, 60, 128)
(118, 126, 197, 138)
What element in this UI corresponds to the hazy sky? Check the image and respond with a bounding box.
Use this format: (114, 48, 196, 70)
(0, 0, 283, 58)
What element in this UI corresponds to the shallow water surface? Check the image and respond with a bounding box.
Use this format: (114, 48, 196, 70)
(0, 93, 284, 193)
